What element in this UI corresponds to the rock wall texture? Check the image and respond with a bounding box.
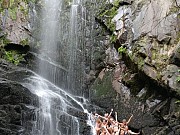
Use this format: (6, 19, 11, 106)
(0, 59, 38, 134)
(90, 0, 180, 135)
(0, 1, 39, 134)
(0, 0, 180, 135)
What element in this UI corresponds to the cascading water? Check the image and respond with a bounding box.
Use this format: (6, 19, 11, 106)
(21, 0, 100, 134)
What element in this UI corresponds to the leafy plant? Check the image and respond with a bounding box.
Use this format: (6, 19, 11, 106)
(118, 46, 126, 53)
(110, 33, 117, 43)
(4, 51, 24, 65)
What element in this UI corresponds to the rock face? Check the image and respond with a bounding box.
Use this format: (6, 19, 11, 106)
(0, 0, 180, 135)
(91, 0, 180, 135)
(0, 0, 32, 45)
(91, 62, 180, 135)
(0, 59, 38, 134)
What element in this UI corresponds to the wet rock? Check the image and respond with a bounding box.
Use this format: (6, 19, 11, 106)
(0, 58, 38, 134)
(91, 62, 180, 134)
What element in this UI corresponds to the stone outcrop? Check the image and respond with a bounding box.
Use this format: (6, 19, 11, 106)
(0, 59, 38, 134)
(0, 0, 33, 45)
(90, 0, 180, 135)
(0, 0, 37, 66)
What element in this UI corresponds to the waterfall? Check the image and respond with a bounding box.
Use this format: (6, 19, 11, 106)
(21, 0, 100, 134)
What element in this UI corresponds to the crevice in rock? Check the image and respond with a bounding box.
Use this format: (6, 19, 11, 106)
(122, 53, 180, 99)
(4, 43, 30, 54)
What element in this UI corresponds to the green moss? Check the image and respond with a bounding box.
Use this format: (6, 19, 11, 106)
(134, 55, 145, 69)
(0, 35, 11, 46)
(175, 31, 180, 44)
(9, 7, 17, 20)
(106, 19, 116, 32)
(176, 75, 180, 82)
(92, 71, 114, 97)
(20, 38, 29, 46)
(169, 6, 180, 14)
(98, 4, 118, 32)
(4, 50, 24, 65)
(151, 50, 156, 60)
(113, 0, 121, 7)
(128, 52, 134, 61)
(110, 33, 117, 43)
(118, 46, 126, 53)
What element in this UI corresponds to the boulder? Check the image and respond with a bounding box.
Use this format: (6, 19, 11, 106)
(0, 59, 38, 134)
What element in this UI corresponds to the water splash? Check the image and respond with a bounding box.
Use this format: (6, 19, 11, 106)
(23, 74, 88, 135)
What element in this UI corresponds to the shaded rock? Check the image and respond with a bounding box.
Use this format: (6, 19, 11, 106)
(161, 64, 180, 94)
(169, 41, 180, 66)
(0, 58, 38, 134)
(105, 46, 120, 65)
(4, 44, 30, 53)
(90, 62, 180, 134)
(142, 64, 158, 80)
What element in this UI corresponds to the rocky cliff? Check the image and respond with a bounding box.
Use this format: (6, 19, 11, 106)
(0, 0, 39, 134)
(90, 0, 180, 135)
(0, 0, 180, 135)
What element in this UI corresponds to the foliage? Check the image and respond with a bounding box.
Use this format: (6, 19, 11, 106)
(137, 56, 145, 69)
(0, 0, 35, 20)
(9, 7, 17, 20)
(0, 35, 11, 46)
(113, 0, 121, 7)
(98, 4, 118, 32)
(4, 50, 24, 65)
(110, 33, 117, 43)
(118, 46, 126, 53)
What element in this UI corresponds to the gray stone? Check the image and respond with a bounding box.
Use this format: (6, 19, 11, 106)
(1, 1, 30, 45)
(132, 0, 178, 41)
(169, 41, 180, 66)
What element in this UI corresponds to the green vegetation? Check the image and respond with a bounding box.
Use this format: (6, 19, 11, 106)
(4, 50, 24, 65)
(0, 35, 11, 46)
(98, 0, 120, 32)
(110, 33, 117, 43)
(20, 38, 29, 46)
(92, 71, 115, 97)
(138, 57, 145, 69)
(0, 0, 35, 20)
(113, 0, 121, 7)
(118, 46, 126, 53)
(176, 69, 180, 82)
(176, 76, 180, 82)
(169, 5, 180, 14)
(9, 7, 18, 20)
(175, 31, 180, 44)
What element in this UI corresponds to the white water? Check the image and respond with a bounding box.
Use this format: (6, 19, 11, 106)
(23, 0, 98, 134)
(23, 74, 88, 135)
